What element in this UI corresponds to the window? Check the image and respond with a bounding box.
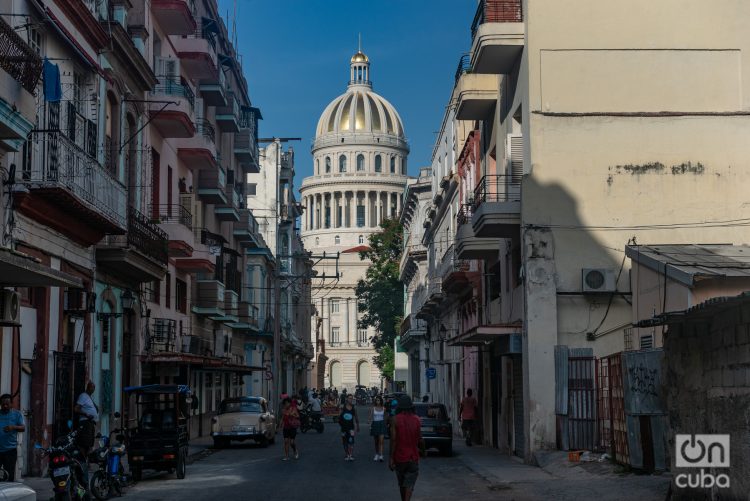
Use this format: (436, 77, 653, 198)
(101, 315, 111, 354)
(324, 207, 331, 228)
(356, 206, 365, 227)
(331, 327, 340, 344)
(390, 156, 396, 173)
(316, 159, 319, 175)
(145, 280, 160, 304)
(339, 155, 347, 173)
(336, 205, 342, 227)
(335, 235, 341, 245)
(356, 154, 365, 171)
(176, 278, 187, 314)
(375, 155, 382, 172)
(357, 329, 368, 345)
(247, 183, 257, 196)
(325, 157, 331, 173)
(331, 299, 340, 313)
(358, 235, 364, 244)
(315, 237, 319, 246)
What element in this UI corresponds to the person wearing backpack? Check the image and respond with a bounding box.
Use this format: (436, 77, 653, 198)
(279, 397, 300, 460)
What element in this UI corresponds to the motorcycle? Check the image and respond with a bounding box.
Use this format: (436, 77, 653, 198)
(89, 420, 133, 500)
(35, 422, 91, 501)
(299, 405, 325, 434)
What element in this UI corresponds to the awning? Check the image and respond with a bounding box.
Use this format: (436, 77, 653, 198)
(448, 324, 522, 346)
(143, 352, 264, 375)
(0, 247, 83, 288)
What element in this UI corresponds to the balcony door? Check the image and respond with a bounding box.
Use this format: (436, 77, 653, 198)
(151, 148, 160, 219)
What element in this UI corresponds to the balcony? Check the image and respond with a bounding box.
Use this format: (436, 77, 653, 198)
(214, 289, 239, 323)
(151, 0, 197, 35)
(470, 0, 524, 75)
(234, 128, 259, 172)
(454, 54, 499, 120)
(149, 79, 195, 138)
(192, 279, 225, 319)
(472, 175, 521, 238)
(456, 204, 502, 260)
(400, 314, 427, 350)
(215, 181, 241, 221)
(172, 25, 218, 80)
(175, 120, 217, 171)
(0, 16, 42, 150)
(215, 92, 240, 132)
(225, 301, 260, 331)
(147, 318, 177, 353)
(15, 130, 127, 246)
(234, 209, 261, 247)
(197, 166, 227, 204)
(181, 334, 213, 356)
(151, 198, 194, 257)
(96, 207, 169, 283)
(199, 67, 227, 106)
(440, 244, 480, 295)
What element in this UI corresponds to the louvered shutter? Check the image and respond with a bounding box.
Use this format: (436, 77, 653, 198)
(507, 134, 524, 181)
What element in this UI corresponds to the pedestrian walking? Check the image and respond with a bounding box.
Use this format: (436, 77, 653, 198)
(339, 394, 359, 461)
(369, 396, 386, 461)
(459, 388, 478, 446)
(389, 395, 425, 501)
(279, 398, 300, 460)
(74, 381, 98, 456)
(0, 394, 24, 481)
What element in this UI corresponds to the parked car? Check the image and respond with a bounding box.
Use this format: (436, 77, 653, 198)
(211, 396, 276, 448)
(414, 403, 453, 456)
(0, 483, 36, 501)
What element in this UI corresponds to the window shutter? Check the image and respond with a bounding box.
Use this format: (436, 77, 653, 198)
(507, 134, 524, 182)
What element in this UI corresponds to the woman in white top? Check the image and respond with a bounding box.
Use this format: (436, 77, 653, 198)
(369, 396, 386, 461)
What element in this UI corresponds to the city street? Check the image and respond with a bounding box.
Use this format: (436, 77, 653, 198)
(122, 418, 499, 501)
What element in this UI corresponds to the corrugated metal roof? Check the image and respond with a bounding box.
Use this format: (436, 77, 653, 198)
(635, 291, 750, 327)
(626, 244, 750, 286)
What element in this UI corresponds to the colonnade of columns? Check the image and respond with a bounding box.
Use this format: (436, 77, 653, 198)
(320, 296, 363, 347)
(301, 190, 402, 231)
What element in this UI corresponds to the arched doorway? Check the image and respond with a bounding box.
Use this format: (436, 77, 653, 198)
(357, 360, 370, 387)
(329, 360, 342, 389)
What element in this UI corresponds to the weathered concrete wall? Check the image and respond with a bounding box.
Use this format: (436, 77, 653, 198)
(664, 302, 750, 498)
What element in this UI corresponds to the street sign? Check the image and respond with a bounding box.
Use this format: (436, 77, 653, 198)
(426, 367, 437, 380)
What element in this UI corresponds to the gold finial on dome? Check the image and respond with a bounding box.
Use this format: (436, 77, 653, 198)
(351, 51, 369, 63)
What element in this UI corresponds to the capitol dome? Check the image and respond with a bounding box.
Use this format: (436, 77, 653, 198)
(315, 50, 406, 140)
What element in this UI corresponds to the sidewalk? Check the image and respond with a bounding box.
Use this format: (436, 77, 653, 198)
(25, 435, 216, 500)
(450, 440, 671, 501)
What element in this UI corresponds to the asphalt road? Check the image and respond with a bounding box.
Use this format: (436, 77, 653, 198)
(123, 415, 498, 501)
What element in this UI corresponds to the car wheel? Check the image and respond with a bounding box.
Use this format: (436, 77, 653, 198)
(176, 450, 187, 479)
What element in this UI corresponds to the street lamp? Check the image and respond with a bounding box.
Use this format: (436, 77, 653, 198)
(121, 290, 135, 312)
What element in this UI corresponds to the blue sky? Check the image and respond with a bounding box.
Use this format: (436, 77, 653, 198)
(218, 0, 475, 182)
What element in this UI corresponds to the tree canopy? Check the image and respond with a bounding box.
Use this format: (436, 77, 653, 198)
(355, 218, 404, 375)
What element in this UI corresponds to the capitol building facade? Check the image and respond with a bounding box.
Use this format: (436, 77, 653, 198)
(300, 50, 409, 391)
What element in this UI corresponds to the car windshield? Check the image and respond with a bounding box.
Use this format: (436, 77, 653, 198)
(220, 400, 262, 414)
(415, 404, 447, 420)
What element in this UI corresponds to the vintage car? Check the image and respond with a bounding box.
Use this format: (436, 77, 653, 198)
(0, 483, 36, 501)
(211, 396, 276, 448)
(414, 402, 453, 456)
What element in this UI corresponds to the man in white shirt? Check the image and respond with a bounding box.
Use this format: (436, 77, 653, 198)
(309, 393, 322, 414)
(74, 381, 98, 455)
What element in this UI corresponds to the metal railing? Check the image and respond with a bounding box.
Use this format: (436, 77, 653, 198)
(21, 131, 127, 229)
(181, 334, 213, 356)
(196, 119, 215, 143)
(427, 276, 442, 298)
(455, 53, 471, 84)
(471, 0, 523, 40)
(217, 91, 239, 118)
(150, 203, 193, 229)
(148, 318, 177, 353)
(438, 244, 470, 281)
(152, 79, 195, 109)
(104, 206, 169, 264)
(457, 203, 474, 225)
(0, 16, 42, 92)
(235, 127, 257, 158)
(473, 174, 521, 207)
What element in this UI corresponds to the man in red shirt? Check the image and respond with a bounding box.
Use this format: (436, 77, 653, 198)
(459, 388, 478, 446)
(389, 395, 425, 501)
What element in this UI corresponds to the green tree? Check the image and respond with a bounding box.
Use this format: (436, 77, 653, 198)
(355, 218, 404, 374)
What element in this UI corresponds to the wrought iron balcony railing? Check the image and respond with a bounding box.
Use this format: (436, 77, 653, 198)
(457, 203, 474, 225)
(152, 79, 195, 109)
(103, 207, 169, 264)
(473, 174, 521, 208)
(196, 119, 215, 143)
(21, 130, 127, 228)
(150, 204, 193, 229)
(148, 318, 177, 353)
(471, 0, 524, 40)
(0, 16, 42, 92)
(455, 53, 471, 85)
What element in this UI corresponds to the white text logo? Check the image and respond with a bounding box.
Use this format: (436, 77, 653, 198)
(675, 434, 730, 489)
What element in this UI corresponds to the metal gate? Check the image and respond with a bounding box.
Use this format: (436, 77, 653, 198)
(53, 351, 86, 440)
(567, 354, 596, 450)
(512, 355, 524, 458)
(597, 353, 629, 464)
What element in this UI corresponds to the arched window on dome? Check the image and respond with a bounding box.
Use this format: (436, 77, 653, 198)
(358, 235, 364, 244)
(356, 154, 365, 171)
(325, 157, 331, 173)
(339, 155, 347, 173)
(335, 235, 340, 245)
(316, 159, 319, 175)
(315, 237, 320, 246)
(375, 155, 382, 173)
(390, 156, 396, 173)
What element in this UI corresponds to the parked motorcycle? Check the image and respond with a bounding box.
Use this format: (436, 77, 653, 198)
(89, 420, 133, 500)
(299, 405, 324, 434)
(35, 423, 91, 501)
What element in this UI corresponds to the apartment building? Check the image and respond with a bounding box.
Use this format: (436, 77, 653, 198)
(409, 0, 750, 462)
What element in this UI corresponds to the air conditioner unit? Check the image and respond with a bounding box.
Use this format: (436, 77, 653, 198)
(0, 290, 20, 325)
(64, 289, 90, 312)
(581, 268, 616, 293)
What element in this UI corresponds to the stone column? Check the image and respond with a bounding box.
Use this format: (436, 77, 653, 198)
(344, 298, 350, 345)
(321, 297, 329, 345)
